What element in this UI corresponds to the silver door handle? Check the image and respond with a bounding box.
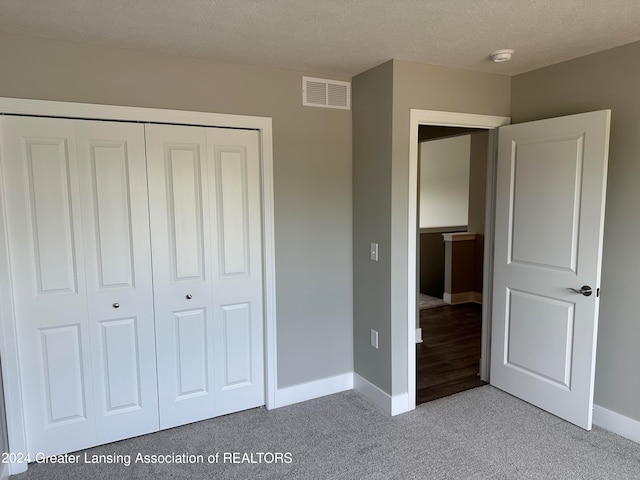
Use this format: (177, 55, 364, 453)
(186, 294, 193, 300)
(568, 285, 592, 296)
(112, 302, 120, 308)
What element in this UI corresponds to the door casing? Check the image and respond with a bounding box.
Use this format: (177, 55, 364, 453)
(407, 109, 511, 412)
(0, 97, 277, 475)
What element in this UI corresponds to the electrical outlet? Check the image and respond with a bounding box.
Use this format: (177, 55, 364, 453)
(370, 329, 379, 349)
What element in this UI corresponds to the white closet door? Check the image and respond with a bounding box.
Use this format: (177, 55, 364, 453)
(75, 121, 159, 442)
(0, 116, 95, 456)
(207, 128, 264, 416)
(146, 124, 217, 429)
(146, 124, 264, 428)
(2, 115, 266, 457)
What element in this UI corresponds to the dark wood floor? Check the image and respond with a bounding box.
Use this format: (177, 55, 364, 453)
(416, 303, 486, 404)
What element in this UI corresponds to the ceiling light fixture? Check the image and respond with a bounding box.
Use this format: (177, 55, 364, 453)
(490, 49, 515, 63)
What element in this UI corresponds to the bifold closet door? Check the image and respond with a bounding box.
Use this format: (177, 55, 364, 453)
(1, 116, 94, 456)
(206, 127, 264, 417)
(75, 120, 159, 444)
(0, 116, 158, 457)
(146, 124, 264, 429)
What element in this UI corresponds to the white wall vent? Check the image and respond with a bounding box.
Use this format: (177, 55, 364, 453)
(302, 76, 351, 110)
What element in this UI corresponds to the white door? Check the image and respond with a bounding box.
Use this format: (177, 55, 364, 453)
(1, 116, 95, 456)
(206, 128, 264, 417)
(490, 110, 610, 429)
(0, 116, 159, 456)
(75, 120, 159, 444)
(146, 124, 264, 429)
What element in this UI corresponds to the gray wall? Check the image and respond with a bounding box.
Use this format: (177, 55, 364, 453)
(352, 61, 394, 392)
(353, 59, 510, 396)
(468, 132, 489, 236)
(468, 131, 489, 293)
(0, 33, 353, 389)
(389, 61, 510, 395)
(511, 40, 640, 422)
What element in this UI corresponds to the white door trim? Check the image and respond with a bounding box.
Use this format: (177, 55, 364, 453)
(407, 109, 510, 412)
(0, 97, 277, 474)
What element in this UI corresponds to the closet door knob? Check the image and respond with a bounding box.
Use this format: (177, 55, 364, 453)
(186, 294, 193, 300)
(112, 303, 120, 309)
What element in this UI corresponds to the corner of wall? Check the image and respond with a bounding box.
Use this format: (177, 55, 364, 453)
(352, 60, 394, 396)
(353, 373, 409, 416)
(593, 404, 640, 445)
(273, 373, 354, 409)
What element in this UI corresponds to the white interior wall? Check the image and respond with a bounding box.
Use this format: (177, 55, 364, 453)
(419, 135, 471, 228)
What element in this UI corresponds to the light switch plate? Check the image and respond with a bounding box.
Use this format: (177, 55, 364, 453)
(370, 242, 378, 261)
(370, 329, 379, 349)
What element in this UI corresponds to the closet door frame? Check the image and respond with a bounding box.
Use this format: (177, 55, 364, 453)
(0, 97, 277, 476)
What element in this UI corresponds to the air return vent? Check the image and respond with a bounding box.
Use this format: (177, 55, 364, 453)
(302, 76, 351, 110)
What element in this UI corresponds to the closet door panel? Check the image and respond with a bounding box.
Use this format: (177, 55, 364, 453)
(207, 128, 264, 416)
(217, 148, 249, 276)
(173, 308, 208, 397)
(26, 140, 78, 294)
(39, 325, 86, 423)
(167, 145, 205, 281)
(75, 120, 159, 443)
(98, 317, 141, 408)
(0, 116, 95, 456)
(146, 124, 216, 429)
(220, 303, 252, 387)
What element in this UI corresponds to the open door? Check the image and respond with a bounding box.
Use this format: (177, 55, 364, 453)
(490, 110, 610, 430)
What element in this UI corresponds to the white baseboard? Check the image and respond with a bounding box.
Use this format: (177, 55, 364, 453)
(593, 404, 640, 444)
(415, 327, 423, 343)
(273, 372, 353, 409)
(444, 291, 483, 305)
(353, 373, 410, 416)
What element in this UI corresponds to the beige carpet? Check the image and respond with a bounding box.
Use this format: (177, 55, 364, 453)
(419, 293, 447, 310)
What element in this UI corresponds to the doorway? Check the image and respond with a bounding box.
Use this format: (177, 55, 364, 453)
(406, 109, 511, 411)
(416, 126, 488, 404)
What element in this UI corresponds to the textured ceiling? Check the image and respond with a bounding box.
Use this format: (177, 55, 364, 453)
(1, 0, 640, 76)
